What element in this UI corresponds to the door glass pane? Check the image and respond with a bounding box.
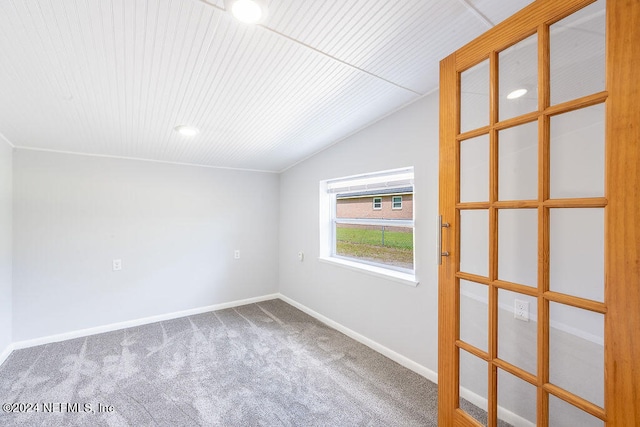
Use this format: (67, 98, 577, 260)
(499, 33, 538, 121)
(461, 60, 490, 133)
(550, 103, 605, 199)
(460, 134, 490, 203)
(460, 280, 488, 352)
(498, 289, 537, 375)
(549, 302, 604, 407)
(549, 208, 604, 302)
(498, 369, 537, 426)
(459, 349, 488, 426)
(498, 209, 537, 287)
(549, 395, 604, 427)
(550, 0, 605, 105)
(498, 121, 538, 201)
(460, 209, 489, 277)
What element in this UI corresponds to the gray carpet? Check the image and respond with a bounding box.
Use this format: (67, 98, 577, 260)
(0, 299, 439, 426)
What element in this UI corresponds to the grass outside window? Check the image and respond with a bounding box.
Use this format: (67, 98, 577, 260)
(336, 224, 413, 270)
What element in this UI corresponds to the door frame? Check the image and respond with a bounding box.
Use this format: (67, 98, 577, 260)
(437, 0, 640, 425)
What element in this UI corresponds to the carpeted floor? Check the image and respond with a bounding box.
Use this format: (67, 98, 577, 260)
(0, 299, 439, 426)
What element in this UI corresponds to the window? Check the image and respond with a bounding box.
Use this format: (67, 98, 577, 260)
(373, 197, 382, 210)
(392, 196, 402, 209)
(320, 167, 415, 283)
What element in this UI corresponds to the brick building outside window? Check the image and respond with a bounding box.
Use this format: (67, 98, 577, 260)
(336, 187, 413, 220)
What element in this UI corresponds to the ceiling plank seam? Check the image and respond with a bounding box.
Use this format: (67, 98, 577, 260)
(456, 0, 495, 29)
(194, 0, 423, 96)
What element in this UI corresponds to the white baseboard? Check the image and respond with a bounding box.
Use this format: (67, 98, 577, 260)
(0, 342, 14, 366)
(279, 294, 535, 426)
(277, 293, 439, 384)
(11, 293, 280, 351)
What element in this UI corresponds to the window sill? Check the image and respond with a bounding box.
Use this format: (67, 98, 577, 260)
(318, 256, 419, 287)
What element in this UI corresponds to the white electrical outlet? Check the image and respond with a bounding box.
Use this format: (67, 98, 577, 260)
(514, 299, 529, 322)
(234, 250, 240, 259)
(112, 259, 122, 271)
(297, 251, 304, 262)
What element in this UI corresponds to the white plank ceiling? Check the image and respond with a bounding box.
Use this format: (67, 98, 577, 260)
(0, 0, 534, 172)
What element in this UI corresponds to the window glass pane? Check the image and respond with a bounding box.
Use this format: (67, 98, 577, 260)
(392, 196, 402, 209)
(499, 33, 538, 121)
(460, 210, 489, 277)
(549, 208, 604, 302)
(498, 289, 537, 375)
(460, 280, 488, 352)
(498, 121, 538, 201)
(461, 60, 490, 133)
(498, 369, 537, 426)
(550, 104, 605, 199)
(335, 223, 413, 270)
(550, 0, 605, 105)
(459, 349, 488, 426)
(325, 168, 414, 273)
(498, 209, 537, 287)
(549, 302, 604, 408)
(549, 395, 604, 427)
(460, 134, 490, 203)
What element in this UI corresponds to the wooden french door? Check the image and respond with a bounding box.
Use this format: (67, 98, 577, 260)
(438, 0, 639, 426)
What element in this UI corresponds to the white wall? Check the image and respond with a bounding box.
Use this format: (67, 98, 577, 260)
(12, 150, 279, 341)
(278, 93, 440, 374)
(0, 140, 12, 356)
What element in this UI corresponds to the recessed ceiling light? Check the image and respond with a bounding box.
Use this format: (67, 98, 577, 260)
(507, 88, 528, 100)
(174, 125, 199, 136)
(230, 0, 264, 24)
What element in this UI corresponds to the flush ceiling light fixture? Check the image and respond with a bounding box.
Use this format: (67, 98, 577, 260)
(174, 125, 200, 136)
(227, 0, 267, 24)
(507, 88, 528, 100)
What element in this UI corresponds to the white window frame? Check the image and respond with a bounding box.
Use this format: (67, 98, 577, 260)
(392, 195, 403, 210)
(373, 197, 382, 210)
(319, 167, 417, 286)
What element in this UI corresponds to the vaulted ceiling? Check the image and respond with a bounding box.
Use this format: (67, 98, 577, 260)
(0, 0, 534, 172)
